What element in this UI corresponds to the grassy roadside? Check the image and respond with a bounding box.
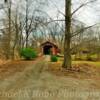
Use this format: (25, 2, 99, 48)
(57, 56, 100, 67)
(72, 61, 100, 67)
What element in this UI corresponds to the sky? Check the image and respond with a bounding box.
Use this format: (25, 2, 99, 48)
(46, 0, 100, 25)
(0, 0, 100, 26)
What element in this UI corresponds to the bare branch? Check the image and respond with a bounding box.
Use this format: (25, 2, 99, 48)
(71, 0, 98, 16)
(71, 24, 97, 38)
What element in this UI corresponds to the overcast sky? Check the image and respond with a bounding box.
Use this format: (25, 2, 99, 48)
(0, 0, 100, 26)
(46, 0, 100, 25)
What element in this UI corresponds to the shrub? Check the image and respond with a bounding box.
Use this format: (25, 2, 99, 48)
(20, 48, 37, 60)
(51, 55, 58, 62)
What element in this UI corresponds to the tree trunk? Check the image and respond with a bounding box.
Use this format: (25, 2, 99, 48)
(62, 0, 72, 69)
(7, 3, 11, 59)
(26, 34, 28, 48)
(25, 0, 29, 48)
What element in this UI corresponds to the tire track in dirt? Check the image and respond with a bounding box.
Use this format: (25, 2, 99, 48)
(0, 57, 47, 99)
(0, 56, 100, 100)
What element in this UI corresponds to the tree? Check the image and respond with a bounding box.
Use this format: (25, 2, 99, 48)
(2, 0, 12, 59)
(62, 0, 72, 69)
(62, 0, 98, 69)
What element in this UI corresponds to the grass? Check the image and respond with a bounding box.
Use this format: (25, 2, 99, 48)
(57, 60, 100, 67)
(73, 61, 100, 67)
(57, 56, 100, 67)
(57, 54, 100, 67)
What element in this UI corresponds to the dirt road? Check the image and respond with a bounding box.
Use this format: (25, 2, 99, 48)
(0, 57, 100, 100)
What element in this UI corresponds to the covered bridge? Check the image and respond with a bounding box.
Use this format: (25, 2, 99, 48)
(40, 41, 60, 55)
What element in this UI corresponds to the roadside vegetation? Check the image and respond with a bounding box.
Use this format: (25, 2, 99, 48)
(20, 48, 37, 60)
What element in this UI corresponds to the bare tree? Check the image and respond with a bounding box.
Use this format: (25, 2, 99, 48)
(62, 0, 72, 69)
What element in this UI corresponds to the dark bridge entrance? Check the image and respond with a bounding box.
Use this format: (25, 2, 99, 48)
(43, 45, 52, 55)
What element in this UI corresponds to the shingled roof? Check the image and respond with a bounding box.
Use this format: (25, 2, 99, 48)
(40, 41, 58, 48)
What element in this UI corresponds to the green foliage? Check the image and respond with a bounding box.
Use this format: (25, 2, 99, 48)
(51, 55, 58, 62)
(20, 48, 37, 60)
